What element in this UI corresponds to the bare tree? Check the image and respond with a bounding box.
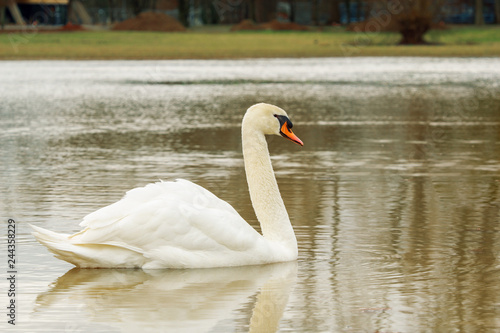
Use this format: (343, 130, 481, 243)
(344, 0, 351, 23)
(366, 0, 444, 45)
(131, 0, 158, 16)
(1, 0, 5, 29)
(253, 0, 278, 22)
(312, 0, 319, 25)
(496, 0, 500, 24)
(475, 0, 484, 25)
(329, 0, 341, 24)
(178, 0, 189, 26)
(246, 0, 256, 21)
(355, 0, 362, 21)
(107, 0, 114, 24)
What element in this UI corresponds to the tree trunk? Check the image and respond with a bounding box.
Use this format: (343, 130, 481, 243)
(494, 0, 500, 23)
(417, 0, 431, 13)
(201, 0, 213, 24)
(344, 0, 350, 24)
(312, 0, 319, 25)
(1, 2, 5, 30)
(254, 0, 265, 22)
(329, 0, 340, 24)
(150, 0, 157, 12)
(475, 0, 484, 25)
(363, 0, 372, 24)
(356, 0, 362, 21)
(398, 10, 430, 45)
(246, 0, 255, 21)
(178, 0, 189, 26)
(253, 0, 276, 23)
(66, 0, 72, 23)
(107, 0, 116, 24)
(131, 0, 140, 16)
(288, 0, 295, 22)
(363, 0, 444, 45)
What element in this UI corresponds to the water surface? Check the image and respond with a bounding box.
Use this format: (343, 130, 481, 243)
(1, 58, 500, 332)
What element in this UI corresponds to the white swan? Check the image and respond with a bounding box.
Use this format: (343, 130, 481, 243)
(31, 103, 303, 269)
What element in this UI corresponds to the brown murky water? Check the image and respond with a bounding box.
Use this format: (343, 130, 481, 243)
(1, 59, 500, 332)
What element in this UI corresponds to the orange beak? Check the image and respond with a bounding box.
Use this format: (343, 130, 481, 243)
(280, 122, 304, 146)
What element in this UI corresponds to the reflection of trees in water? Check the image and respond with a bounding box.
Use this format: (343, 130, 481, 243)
(278, 87, 500, 331)
(288, 164, 500, 331)
(8, 59, 500, 331)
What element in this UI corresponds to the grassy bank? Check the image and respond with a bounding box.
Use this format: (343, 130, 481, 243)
(0, 25, 499, 60)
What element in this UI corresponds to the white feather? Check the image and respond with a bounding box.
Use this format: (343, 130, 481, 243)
(31, 103, 301, 268)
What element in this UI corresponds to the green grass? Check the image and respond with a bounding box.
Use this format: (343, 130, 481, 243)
(0, 25, 499, 60)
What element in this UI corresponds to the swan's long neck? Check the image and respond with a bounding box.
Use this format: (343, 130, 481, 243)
(242, 122, 297, 250)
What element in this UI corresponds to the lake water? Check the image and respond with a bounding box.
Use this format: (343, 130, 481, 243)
(1, 58, 500, 332)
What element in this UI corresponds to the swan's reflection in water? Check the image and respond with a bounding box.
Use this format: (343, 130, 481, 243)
(35, 262, 297, 332)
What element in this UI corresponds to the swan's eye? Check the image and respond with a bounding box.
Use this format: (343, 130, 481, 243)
(274, 115, 293, 130)
(274, 114, 291, 128)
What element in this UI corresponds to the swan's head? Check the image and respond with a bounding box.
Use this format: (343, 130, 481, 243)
(244, 103, 303, 146)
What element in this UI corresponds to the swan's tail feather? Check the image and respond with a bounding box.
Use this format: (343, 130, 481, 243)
(30, 224, 145, 268)
(31, 224, 87, 267)
(31, 224, 71, 245)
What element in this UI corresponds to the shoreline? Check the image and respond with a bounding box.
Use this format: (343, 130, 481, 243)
(1, 25, 499, 60)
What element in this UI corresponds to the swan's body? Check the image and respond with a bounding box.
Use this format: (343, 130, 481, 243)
(32, 103, 303, 269)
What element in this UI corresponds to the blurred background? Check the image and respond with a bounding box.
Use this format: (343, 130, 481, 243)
(1, 1, 500, 333)
(2, 0, 500, 33)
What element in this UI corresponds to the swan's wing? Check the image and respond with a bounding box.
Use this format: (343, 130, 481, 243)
(72, 179, 263, 256)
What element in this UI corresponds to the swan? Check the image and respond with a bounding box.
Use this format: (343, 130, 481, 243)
(31, 103, 303, 269)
